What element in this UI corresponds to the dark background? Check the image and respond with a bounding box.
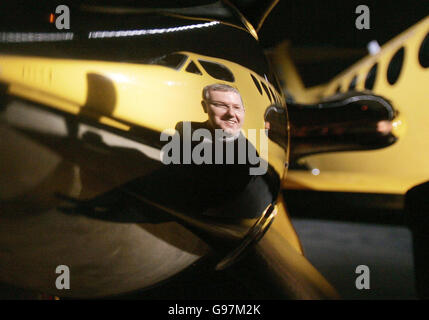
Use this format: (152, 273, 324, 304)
(261, 1, 428, 48)
(1, 1, 427, 85)
(1, 1, 427, 48)
(259, 1, 428, 86)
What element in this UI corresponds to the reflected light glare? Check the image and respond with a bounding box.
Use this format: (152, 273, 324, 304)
(107, 73, 130, 83)
(88, 21, 220, 39)
(392, 120, 402, 129)
(367, 40, 381, 55)
(0, 32, 73, 43)
(311, 168, 320, 176)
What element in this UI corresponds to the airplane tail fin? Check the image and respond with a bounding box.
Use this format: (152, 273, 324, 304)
(267, 41, 306, 101)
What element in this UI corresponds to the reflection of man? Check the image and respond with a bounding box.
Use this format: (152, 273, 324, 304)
(202, 83, 245, 139)
(170, 83, 264, 171)
(158, 83, 276, 218)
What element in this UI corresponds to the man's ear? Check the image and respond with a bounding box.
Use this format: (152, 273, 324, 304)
(201, 100, 208, 113)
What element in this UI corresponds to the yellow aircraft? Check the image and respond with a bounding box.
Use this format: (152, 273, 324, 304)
(0, 1, 340, 299)
(270, 15, 429, 299)
(272, 16, 429, 197)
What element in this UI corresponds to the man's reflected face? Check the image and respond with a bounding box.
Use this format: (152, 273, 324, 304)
(204, 89, 245, 136)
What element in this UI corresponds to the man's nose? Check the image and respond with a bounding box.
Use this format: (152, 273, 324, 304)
(225, 106, 236, 116)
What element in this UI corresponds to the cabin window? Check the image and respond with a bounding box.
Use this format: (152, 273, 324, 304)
(418, 32, 429, 68)
(268, 87, 276, 103)
(348, 75, 358, 90)
(251, 74, 263, 95)
(198, 60, 234, 82)
(260, 81, 273, 102)
(364, 63, 378, 90)
(387, 47, 405, 85)
(185, 61, 202, 75)
(149, 53, 187, 70)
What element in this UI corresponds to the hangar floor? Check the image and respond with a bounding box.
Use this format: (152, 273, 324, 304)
(0, 219, 417, 300)
(292, 218, 417, 299)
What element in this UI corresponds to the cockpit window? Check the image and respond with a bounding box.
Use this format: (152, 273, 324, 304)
(185, 61, 202, 75)
(198, 60, 235, 82)
(418, 32, 429, 68)
(149, 53, 187, 70)
(387, 47, 404, 85)
(251, 74, 263, 95)
(260, 81, 272, 102)
(268, 87, 276, 103)
(365, 63, 378, 90)
(348, 75, 358, 90)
